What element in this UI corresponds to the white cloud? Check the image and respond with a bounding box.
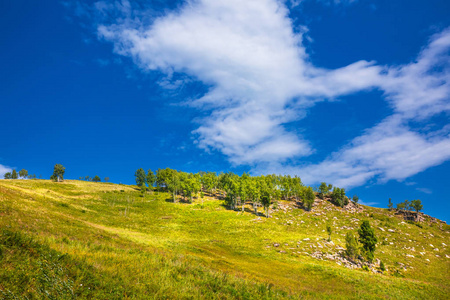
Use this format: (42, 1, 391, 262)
(0, 164, 12, 178)
(95, 0, 450, 188)
(97, 0, 382, 165)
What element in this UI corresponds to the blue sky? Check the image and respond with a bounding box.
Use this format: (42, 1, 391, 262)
(1, 0, 449, 221)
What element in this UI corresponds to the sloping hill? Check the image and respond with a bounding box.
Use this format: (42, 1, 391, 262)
(0, 180, 449, 299)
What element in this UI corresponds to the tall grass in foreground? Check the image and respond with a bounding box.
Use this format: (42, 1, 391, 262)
(0, 229, 290, 299)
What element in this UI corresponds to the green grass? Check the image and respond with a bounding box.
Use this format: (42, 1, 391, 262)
(0, 179, 449, 299)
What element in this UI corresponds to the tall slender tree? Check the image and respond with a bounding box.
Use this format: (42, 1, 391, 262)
(147, 169, 156, 189)
(134, 168, 146, 187)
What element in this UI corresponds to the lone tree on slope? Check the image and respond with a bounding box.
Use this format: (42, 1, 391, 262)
(51, 164, 65, 182)
(93, 175, 101, 182)
(388, 198, 393, 210)
(358, 220, 377, 262)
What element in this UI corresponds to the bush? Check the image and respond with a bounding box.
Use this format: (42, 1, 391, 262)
(380, 261, 386, 272)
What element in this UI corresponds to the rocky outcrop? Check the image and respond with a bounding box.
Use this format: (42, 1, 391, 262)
(395, 210, 446, 224)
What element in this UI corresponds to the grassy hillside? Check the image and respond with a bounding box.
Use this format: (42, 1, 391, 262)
(0, 180, 449, 299)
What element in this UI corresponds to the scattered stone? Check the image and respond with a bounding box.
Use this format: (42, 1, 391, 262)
(273, 243, 280, 247)
(442, 243, 447, 246)
(388, 229, 395, 233)
(303, 238, 310, 241)
(430, 244, 434, 248)
(406, 254, 415, 258)
(426, 259, 430, 262)
(445, 255, 450, 259)
(434, 248, 439, 251)
(378, 227, 385, 232)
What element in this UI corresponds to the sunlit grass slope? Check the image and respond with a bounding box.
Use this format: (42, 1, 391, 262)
(0, 180, 449, 299)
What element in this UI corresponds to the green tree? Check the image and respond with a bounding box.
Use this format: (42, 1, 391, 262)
(352, 195, 359, 204)
(146, 169, 156, 189)
(291, 176, 303, 201)
(134, 168, 146, 187)
(104, 177, 109, 182)
(166, 169, 181, 202)
(19, 169, 28, 179)
(388, 198, 393, 210)
(397, 200, 410, 212)
(201, 171, 218, 195)
(326, 223, 332, 241)
(303, 186, 315, 211)
(410, 199, 423, 213)
(140, 184, 147, 197)
(11, 169, 18, 179)
(239, 173, 250, 212)
(93, 175, 101, 182)
(318, 182, 332, 199)
(345, 232, 359, 260)
(4, 172, 12, 179)
(358, 220, 377, 262)
(249, 177, 261, 215)
(331, 187, 347, 207)
(182, 173, 201, 203)
(52, 164, 65, 182)
(261, 192, 271, 218)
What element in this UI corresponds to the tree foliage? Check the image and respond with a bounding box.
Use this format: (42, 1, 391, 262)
(388, 198, 393, 210)
(410, 199, 423, 213)
(4, 172, 12, 179)
(318, 182, 332, 199)
(134, 168, 146, 187)
(331, 187, 348, 207)
(345, 232, 359, 260)
(93, 175, 101, 182)
(19, 169, 28, 179)
(52, 164, 65, 182)
(11, 169, 18, 179)
(146, 169, 156, 188)
(303, 187, 315, 211)
(358, 220, 377, 262)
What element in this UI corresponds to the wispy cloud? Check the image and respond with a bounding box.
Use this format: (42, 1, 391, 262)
(416, 187, 432, 194)
(359, 200, 379, 206)
(92, 0, 450, 188)
(0, 164, 12, 178)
